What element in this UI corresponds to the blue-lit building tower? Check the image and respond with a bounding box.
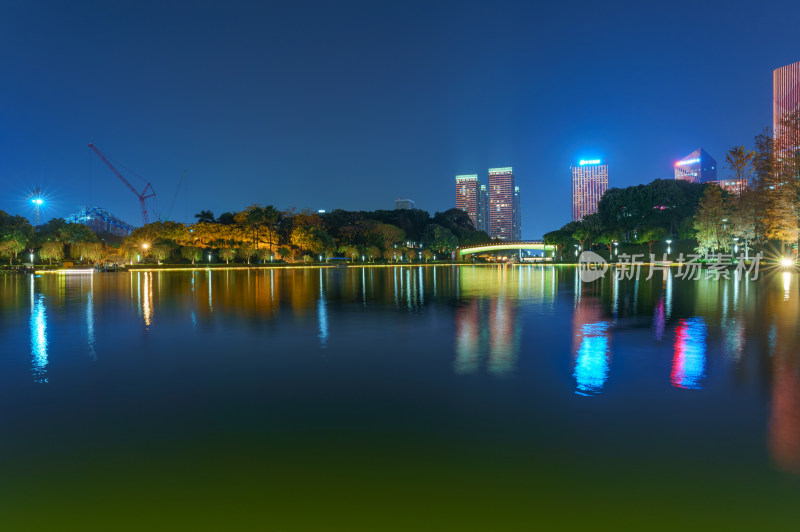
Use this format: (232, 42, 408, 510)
(674, 149, 717, 184)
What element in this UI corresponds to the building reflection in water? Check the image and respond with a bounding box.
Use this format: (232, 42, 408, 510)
(572, 280, 611, 396)
(671, 317, 707, 390)
(452, 266, 558, 377)
(29, 274, 48, 383)
(454, 300, 481, 374)
(652, 270, 672, 342)
(769, 270, 800, 473)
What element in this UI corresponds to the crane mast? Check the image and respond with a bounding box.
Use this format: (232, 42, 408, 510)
(88, 143, 156, 225)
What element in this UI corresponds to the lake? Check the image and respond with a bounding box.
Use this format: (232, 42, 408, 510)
(1, 265, 799, 530)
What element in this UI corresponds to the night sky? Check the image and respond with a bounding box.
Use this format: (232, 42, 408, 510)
(1, 0, 798, 238)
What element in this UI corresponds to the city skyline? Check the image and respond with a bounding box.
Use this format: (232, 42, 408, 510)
(1, 2, 796, 239)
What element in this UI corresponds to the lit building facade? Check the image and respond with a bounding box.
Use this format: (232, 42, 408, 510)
(395, 198, 415, 210)
(488, 167, 515, 240)
(674, 148, 717, 183)
(477, 184, 489, 233)
(513, 186, 521, 240)
(455, 174, 480, 229)
(710, 178, 748, 196)
(774, 61, 800, 176)
(571, 160, 608, 221)
(774, 60, 800, 139)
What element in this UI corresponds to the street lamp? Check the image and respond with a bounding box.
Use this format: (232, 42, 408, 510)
(666, 239, 672, 255)
(733, 237, 739, 255)
(208, 253, 212, 264)
(613, 241, 619, 257)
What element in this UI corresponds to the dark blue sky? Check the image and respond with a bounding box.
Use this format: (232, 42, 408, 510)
(2, 0, 799, 237)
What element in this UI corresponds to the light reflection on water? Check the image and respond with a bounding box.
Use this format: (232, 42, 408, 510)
(6, 265, 800, 478)
(29, 275, 48, 383)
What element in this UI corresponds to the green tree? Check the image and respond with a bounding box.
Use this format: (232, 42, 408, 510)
(219, 248, 236, 264)
(421, 224, 457, 253)
(694, 186, 730, 256)
(339, 245, 359, 262)
(39, 242, 64, 265)
(595, 231, 621, 258)
(150, 244, 171, 265)
(181, 246, 203, 264)
(635, 226, 667, 255)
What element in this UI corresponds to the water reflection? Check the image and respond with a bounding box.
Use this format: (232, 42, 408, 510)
(318, 269, 328, 347)
(9, 265, 800, 477)
(671, 317, 707, 390)
(87, 275, 96, 360)
(29, 275, 48, 383)
(572, 291, 611, 395)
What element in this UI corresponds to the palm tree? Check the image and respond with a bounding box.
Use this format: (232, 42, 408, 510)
(194, 210, 216, 224)
(725, 146, 755, 182)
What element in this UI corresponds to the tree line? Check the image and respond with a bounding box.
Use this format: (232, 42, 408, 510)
(0, 206, 491, 266)
(544, 109, 800, 260)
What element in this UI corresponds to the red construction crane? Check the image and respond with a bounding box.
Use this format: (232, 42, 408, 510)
(88, 143, 156, 225)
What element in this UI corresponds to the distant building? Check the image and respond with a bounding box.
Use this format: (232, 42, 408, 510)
(710, 178, 748, 196)
(513, 186, 521, 240)
(674, 148, 717, 183)
(455, 175, 480, 229)
(488, 167, 515, 240)
(395, 198, 415, 210)
(477, 184, 489, 233)
(572, 159, 608, 221)
(66, 206, 133, 237)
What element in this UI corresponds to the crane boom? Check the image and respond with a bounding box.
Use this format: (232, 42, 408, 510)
(88, 143, 156, 225)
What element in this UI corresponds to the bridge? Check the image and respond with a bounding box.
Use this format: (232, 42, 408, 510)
(458, 240, 556, 257)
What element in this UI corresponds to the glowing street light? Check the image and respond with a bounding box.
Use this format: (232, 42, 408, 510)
(780, 257, 794, 268)
(29, 187, 44, 226)
(666, 239, 672, 255)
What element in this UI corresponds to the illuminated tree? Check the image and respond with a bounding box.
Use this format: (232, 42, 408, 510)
(39, 242, 64, 265)
(219, 248, 236, 264)
(237, 247, 256, 264)
(150, 244, 171, 265)
(181, 246, 203, 264)
(694, 185, 730, 255)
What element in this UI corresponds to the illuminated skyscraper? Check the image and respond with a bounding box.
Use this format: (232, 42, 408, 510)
(455, 174, 480, 229)
(513, 186, 521, 240)
(488, 167, 515, 240)
(477, 184, 489, 233)
(774, 60, 800, 139)
(674, 149, 716, 183)
(571, 160, 608, 221)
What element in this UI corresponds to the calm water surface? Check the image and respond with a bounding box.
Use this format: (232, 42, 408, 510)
(1, 265, 800, 530)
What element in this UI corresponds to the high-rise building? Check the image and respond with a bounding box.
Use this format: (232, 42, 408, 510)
(455, 175, 480, 229)
(395, 198, 415, 210)
(488, 167, 515, 240)
(477, 184, 489, 233)
(774, 60, 800, 138)
(674, 149, 717, 183)
(572, 159, 608, 221)
(513, 186, 521, 240)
